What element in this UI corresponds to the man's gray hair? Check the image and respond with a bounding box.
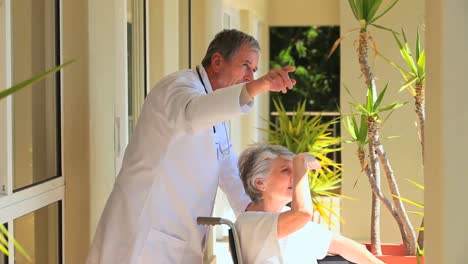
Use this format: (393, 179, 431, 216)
(238, 144, 295, 203)
(201, 29, 260, 67)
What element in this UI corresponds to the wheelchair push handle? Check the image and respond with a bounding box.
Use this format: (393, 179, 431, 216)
(197, 217, 236, 229)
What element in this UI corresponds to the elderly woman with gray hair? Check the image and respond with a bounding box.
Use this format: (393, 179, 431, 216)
(235, 144, 385, 264)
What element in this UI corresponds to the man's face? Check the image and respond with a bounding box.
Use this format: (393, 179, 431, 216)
(214, 44, 259, 90)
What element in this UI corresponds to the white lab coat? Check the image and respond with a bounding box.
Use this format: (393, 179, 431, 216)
(87, 65, 252, 264)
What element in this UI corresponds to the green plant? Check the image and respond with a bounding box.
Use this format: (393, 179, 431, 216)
(380, 29, 426, 157)
(0, 60, 73, 100)
(259, 99, 348, 226)
(270, 26, 340, 112)
(0, 60, 73, 260)
(329, 0, 423, 256)
(343, 85, 417, 255)
(382, 28, 426, 248)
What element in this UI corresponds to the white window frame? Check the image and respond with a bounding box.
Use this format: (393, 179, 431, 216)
(0, 0, 65, 262)
(114, 0, 148, 173)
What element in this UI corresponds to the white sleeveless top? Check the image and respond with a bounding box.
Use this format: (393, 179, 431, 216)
(235, 210, 333, 264)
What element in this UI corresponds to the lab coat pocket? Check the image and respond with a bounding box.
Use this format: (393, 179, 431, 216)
(139, 228, 187, 264)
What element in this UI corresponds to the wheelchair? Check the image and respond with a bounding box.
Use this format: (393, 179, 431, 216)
(197, 217, 355, 264)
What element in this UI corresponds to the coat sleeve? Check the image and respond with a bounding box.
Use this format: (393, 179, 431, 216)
(217, 148, 252, 216)
(155, 73, 253, 134)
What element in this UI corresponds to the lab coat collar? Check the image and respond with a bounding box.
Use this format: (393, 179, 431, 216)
(196, 65, 214, 94)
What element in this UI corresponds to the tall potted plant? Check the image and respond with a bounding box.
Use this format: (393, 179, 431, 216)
(383, 28, 426, 249)
(329, 0, 425, 261)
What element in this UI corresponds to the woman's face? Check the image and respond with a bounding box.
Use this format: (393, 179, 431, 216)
(262, 157, 294, 203)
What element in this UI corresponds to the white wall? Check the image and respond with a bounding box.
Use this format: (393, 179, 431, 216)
(425, 0, 468, 263)
(269, 0, 339, 26)
(87, 0, 127, 239)
(62, 1, 90, 263)
(339, 1, 425, 243)
(148, 0, 180, 87)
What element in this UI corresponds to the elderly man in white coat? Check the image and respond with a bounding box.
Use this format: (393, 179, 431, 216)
(87, 29, 297, 264)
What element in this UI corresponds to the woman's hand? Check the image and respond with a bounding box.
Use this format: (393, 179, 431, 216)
(293, 153, 320, 179)
(305, 153, 321, 171)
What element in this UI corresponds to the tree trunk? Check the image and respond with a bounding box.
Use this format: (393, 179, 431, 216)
(358, 29, 382, 254)
(414, 83, 425, 160)
(415, 83, 425, 249)
(359, 146, 415, 255)
(368, 119, 418, 255)
(358, 148, 381, 255)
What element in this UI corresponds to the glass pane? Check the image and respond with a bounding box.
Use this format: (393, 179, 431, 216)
(11, 0, 60, 190)
(14, 202, 61, 264)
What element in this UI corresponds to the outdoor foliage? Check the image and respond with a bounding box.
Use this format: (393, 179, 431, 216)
(270, 26, 340, 112)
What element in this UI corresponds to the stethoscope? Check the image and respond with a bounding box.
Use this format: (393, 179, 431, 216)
(196, 66, 232, 160)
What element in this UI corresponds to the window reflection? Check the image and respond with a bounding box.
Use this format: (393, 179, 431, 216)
(14, 202, 61, 264)
(11, 0, 60, 190)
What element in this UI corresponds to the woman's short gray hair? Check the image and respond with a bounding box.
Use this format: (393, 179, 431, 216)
(201, 29, 260, 67)
(238, 144, 295, 203)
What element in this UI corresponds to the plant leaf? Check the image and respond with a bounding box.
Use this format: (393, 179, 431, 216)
(407, 179, 425, 190)
(370, 23, 395, 32)
(369, 0, 399, 24)
(358, 114, 368, 143)
(378, 101, 406, 113)
(0, 60, 75, 100)
(401, 75, 418, 90)
(417, 50, 426, 80)
(367, 0, 384, 22)
(415, 29, 421, 61)
(374, 83, 388, 110)
(366, 86, 374, 111)
(393, 195, 424, 209)
(327, 27, 359, 59)
(348, 0, 360, 20)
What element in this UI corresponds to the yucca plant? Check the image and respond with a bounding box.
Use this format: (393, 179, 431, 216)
(330, 0, 421, 256)
(0, 60, 73, 260)
(259, 99, 348, 226)
(381, 29, 426, 157)
(329, 0, 401, 254)
(344, 84, 419, 256)
(383, 28, 426, 248)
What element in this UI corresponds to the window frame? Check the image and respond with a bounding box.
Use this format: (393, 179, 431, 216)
(0, 0, 64, 262)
